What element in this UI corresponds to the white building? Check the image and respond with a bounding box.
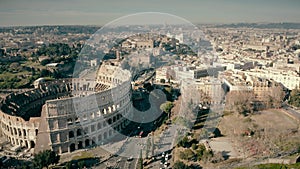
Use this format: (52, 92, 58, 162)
(244, 68, 300, 90)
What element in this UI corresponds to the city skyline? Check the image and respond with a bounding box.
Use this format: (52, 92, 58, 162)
(1, 0, 300, 26)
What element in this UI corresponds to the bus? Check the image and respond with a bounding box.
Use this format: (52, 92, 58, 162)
(139, 131, 144, 138)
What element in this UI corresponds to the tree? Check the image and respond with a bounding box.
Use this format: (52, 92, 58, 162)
(160, 101, 174, 118)
(137, 149, 143, 169)
(289, 88, 300, 107)
(225, 91, 255, 116)
(9, 62, 20, 71)
(65, 161, 72, 169)
(40, 59, 50, 66)
(195, 143, 206, 161)
(202, 149, 214, 163)
(32, 150, 60, 169)
(178, 136, 189, 148)
(40, 69, 50, 77)
(173, 161, 189, 169)
(210, 151, 224, 163)
(265, 85, 285, 109)
(192, 143, 198, 150)
(179, 149, 195, 160)
(77, 161, 85, 169)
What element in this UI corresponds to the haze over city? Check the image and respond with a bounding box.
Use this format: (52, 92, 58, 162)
(1, 0, 300, 26)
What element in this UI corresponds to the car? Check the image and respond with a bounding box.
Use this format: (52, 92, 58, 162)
(127, 156, 133, 161)
(165, 154, 169, 159)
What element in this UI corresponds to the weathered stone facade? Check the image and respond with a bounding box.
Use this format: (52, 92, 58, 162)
(0, 63, 132, 155)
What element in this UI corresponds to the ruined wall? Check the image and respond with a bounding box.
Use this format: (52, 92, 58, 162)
(35, 65, 132, 154)
(0, 110, 39, 149)
(1, 64, 133, 155)
(0, 79, 72, 150)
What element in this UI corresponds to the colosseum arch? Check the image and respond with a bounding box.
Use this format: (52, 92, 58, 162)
(90, 112, 94, 119)
(67, 118, 72, 124)
(91, 125, 95, 132)
(97, 123, 101, 130)
(18, 128, 21, 136)
(77, 129, 82, 136)
(69, 143, 75, 152)
(69, 131, 74, 139)
(104, 132, 107, 139)
(85, 139, 90, 147)
(25, 140, 28, 148)
(108, 118, 112, 125)
(78, 141, 83, 149)
(30, 140, 35, 148)
(23, 129, 26, 137)
(84, 127, 88, 134)
(92, 137, 96, 145)
(98, 134, 102, 142)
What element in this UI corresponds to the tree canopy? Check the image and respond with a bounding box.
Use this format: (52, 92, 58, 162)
(160, 101, 174, 114)
(173, 161, 190, 169)
(32, 150, 60, 169)
(289, 88, 300, 107)
(225, 91, 255, 116)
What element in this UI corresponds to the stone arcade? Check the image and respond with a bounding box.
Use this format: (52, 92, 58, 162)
(0, 62, 132, 154)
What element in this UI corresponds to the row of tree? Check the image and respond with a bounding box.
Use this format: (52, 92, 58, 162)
(225, 85, 285, 116)
(37, 43, 71, 57)
(32, 150, 60, 169)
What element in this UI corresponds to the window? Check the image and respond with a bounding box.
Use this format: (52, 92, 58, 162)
(77, 129, 82, 136)
(67, 118, 73, 125)
(69, 131, 74, 139)
(83, 115, 87, 121)
(91, 125, 95, 132)
(90, 113, 94, 119)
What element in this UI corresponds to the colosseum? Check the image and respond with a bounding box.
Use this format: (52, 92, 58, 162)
(0, 61, 133, 154)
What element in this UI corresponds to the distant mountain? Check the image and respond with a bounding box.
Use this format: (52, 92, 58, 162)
(211, 23, 300, 29)
(0, 25, 101, 34)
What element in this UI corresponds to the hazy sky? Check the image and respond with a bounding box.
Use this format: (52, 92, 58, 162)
(0, 0, 300, 26)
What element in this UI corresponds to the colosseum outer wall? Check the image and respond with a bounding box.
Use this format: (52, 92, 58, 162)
(1, 63, 133, 155)
(0, 109, 40, 150)
(35, 69, 132, 154)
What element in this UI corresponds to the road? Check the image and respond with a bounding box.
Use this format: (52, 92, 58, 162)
(283, 105, 300, 121)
